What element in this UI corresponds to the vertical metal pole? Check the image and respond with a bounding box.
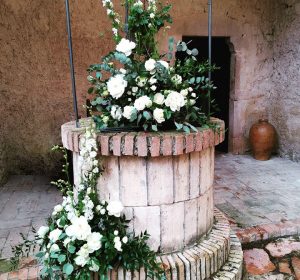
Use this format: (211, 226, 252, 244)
(65, 0, 79, 128)
(125, 0, 129, 38)
(208, 0, 212, 117)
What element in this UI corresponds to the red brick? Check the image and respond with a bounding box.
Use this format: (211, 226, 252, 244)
(195, 131, 203, 151)
(266, 238, 300, 258)
(8, 270, 19, 279)
(19, 257, 37, 269)
(185, 134, 195, 153)
(279, 261, 292, 275)
(27, 266, 39, 280)
(123, 133, 135, 155)
(162, 135, 172, 156)
(209, 129, 215, 147)
(0, 273, 8, 280)
(173, 135, 184, 155)
(17, 268, 28, 280)
(99, 135, 110, 155)
(137, 133, 148, 156)
(292, 257, 300, 279)
(202, 129, 210, 150)
(150, 136, 161, 157)
(112, 133, 125, 156)
(243, 249, 275, 275)
(214, 129, 220, 145)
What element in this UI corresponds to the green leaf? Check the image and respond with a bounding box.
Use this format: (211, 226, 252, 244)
(191, 48, 199, 56)
(151, 124, 158, 131)
(68, 245, 76, 254)
(58, 254, 66, 264)
(96, 72, 102, 79)
(88, 87, 94, 94)
(174, 122, 183, 130)
(183, 125, 190, 133)
(35, 251, 45, 258)
(63, 263, 74, 276)
(143, 111, 152, 120)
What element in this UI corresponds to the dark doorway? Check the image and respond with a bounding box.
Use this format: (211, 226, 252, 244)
(180, 36, 231, 152)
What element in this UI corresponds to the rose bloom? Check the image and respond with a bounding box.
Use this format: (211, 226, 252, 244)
(49, 228, 62, 243)
(153, 108, 165, 123)
(111, 105, 122, 120)
(153, 93, 165, 105)
(107, 200, 124, 217)
(87, 232, 102, 253)
(116, 38, 136, 56)
(37, 226, 49, 239)
(107, 74, 128, 99)
(145, 58, 156, 72)
(65, 216, 92, 241)
(123, 106, 136, 120)
(165, 91, 186, 112)
(134, 96, 152, 111)
(171, 74, 183, 85)
(157, 60, 169, 69)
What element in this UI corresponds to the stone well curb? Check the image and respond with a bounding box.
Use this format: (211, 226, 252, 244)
(61, 118, 225, 157)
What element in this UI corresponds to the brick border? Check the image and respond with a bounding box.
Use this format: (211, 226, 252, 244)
(236, 218, 300, 244)
(61, 118, 225, 156)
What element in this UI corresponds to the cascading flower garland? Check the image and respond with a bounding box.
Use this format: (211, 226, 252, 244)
(88, 0, 216, 133)
(12, 121, 164, 279)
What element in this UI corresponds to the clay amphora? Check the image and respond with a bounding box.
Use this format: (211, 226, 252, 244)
(249, 119, 276, 161)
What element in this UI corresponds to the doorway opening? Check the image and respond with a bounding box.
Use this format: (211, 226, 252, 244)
(179, 36, 231, 153)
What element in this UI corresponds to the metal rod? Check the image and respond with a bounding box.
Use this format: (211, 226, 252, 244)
(65, 0, 79, 128)
(208, 0, 212, 117)
(125, 0, 129, 38)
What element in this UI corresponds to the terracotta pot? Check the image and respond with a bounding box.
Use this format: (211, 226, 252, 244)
(249, 119, 276, 161)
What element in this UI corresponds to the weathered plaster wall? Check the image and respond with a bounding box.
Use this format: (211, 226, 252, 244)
(0, 0, 289, 182)
(268, 0, 300, 161)
(0, 0, 119, 182)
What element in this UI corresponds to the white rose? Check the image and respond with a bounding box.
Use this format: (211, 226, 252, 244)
(49, 229, 62, 243)
(75, 255, 89, 267)
(107, 74, 128, 99)
(134, 96, 152, 111)
(112, 28, 118, 36)
(120, 68, 127, 74)
(87, 232, 102, 253)
(107, 200, 124, 217)
(150, 85, 157, 91)
(150, 13, 155, 18)
(63, 237, 71, 247)
(165, 91, 186, 112)
(37, 226, 49, 239)
(114, 237, 122, 251)
(136, 76, 148, 87)
(189, 99, 196, 105)
(153, 108, 165, 124)
(50, 244, 60, 252)
(180, 89, 189, 97)
(132, 87, 138, 93)
(171, 74, 182, 85)
(65, 216, 91, 241)
(191, 92, 196, 98)
(116, 38, 136, 56)
(188, 87, 193, 92)
(158, 60, 169, 69)
(153, 93, 165, 105)
(123, 106, 136, 120)
(149, 76, 157, 85)
(100, 209, 106, 215)
(111, 105, 122, 121)
(145, 58, 156, 72)
(114, 230, 119, 235)
(122, 236, 128, 244)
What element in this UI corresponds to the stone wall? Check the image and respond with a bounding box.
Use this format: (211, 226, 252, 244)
(0, 0, 297, 182)
(268, 0, 300, 161)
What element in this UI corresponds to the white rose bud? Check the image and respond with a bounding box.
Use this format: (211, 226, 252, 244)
(145, 58, 156, 72)
(153, 93, 165, 105)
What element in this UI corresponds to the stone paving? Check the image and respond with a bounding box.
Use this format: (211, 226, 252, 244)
(214, 153, 300, 228)
(0, 176, 62, 260)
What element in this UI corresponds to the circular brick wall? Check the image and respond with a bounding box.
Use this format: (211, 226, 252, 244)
(61, 118, 225, 253)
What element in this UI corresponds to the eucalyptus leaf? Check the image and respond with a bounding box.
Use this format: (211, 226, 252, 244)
(63, 263, 74, 276)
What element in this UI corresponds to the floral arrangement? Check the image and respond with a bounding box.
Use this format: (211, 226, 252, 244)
(11, 122, 163, 279)
(87, 0, 215, 133)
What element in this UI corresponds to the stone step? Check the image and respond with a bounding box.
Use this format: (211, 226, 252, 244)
(211, 232, 243, 280)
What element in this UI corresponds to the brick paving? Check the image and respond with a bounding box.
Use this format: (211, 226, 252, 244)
(0, 176, 62, 260)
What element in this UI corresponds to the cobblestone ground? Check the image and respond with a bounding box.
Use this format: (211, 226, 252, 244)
(0, 176, 62, 260)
